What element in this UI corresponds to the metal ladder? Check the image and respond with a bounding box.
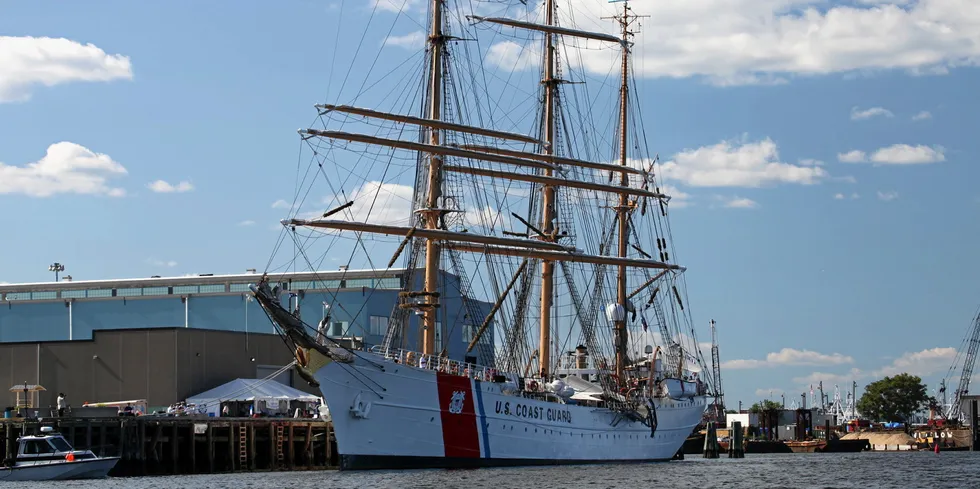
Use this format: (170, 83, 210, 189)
(275, 424, 285, 465)
(238, 425, 247, 466)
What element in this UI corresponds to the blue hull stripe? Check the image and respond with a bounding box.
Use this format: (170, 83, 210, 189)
(473, 380, 491, 459)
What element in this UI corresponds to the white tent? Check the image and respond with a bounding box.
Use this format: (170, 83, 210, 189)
(186, 378, 319, 416)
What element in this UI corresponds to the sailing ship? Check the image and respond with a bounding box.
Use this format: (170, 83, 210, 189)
(251, 0, 711, 470)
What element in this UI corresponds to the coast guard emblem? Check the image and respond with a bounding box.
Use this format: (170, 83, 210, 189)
(448, 390, 466, 414)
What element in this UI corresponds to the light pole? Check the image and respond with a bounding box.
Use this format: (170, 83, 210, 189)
(48, 263, 65, 282)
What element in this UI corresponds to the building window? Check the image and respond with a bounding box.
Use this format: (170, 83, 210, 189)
(345, 278, 373, 288)
(142, 286, 169, 296)
(369, 316, 389, 336)
(462, 324, 477, 343)
(435, 321, 442, 351)
(329, 321, 348, 337)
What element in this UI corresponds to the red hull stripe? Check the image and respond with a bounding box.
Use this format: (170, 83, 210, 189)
(436, 372, 481, 458)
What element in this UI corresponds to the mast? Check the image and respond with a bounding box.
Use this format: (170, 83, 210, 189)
(613, 0, 632, 381)
(538, 0, 557, 379)
(422, 0, 445, 356)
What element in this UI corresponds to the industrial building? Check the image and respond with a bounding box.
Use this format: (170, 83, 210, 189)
(0, 268, 494, 410)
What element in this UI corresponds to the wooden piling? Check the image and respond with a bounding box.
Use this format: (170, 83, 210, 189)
(703, 422, 720, 458)
(206, 423, 215, 473)
(323, 424, 333, 465)
(304, 424, 313, 468)
(85, 419, 93, 450)
(189, 422, 196, 472)
(728, 421, 745, 458)
(287, 423, 295, 470)
(227, 423, 235, 472)
(171, 423, 179, 474)
(138, 419, 147, 474)
(248, 423, 256, 471)
(268, 423, 276, 470)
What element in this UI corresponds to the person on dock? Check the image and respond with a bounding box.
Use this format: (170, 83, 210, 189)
(57, 393, 66, 417)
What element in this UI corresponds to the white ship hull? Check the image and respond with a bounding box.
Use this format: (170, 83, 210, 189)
(312, 351, 706, 470)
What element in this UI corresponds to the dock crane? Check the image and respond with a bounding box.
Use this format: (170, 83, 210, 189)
(709, 319, 725, 421)
(944, 309, 980, 422)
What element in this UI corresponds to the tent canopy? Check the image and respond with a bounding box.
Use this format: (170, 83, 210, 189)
(186, 379, 319, 405)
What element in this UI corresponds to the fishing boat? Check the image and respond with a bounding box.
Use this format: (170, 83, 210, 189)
(251, 0, 711, 470)
(0, 426, 119, 481)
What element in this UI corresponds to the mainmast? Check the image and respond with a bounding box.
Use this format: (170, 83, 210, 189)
(538, 0, 557, 379)
(421, 0, 446, 356)
(612, 0, 636, 381)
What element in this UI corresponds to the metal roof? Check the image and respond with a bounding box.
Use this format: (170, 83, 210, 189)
(0, 268, 408, 294)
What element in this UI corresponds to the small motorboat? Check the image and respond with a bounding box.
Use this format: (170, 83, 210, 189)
(0, 426, 119, 481)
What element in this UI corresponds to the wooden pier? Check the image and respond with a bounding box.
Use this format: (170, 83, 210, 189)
(0, 417, 338, 476)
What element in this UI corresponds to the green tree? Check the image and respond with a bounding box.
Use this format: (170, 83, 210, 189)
(749, 399, 782, 412)
(856, 373, 930, 423)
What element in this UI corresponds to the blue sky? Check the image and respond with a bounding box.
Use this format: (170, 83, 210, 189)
(2, 0, 979, 409)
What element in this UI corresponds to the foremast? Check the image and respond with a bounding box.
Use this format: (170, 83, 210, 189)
(538, 0, 557, 379)
(609, 0, 643, 384)
(421, 0, 446, 356)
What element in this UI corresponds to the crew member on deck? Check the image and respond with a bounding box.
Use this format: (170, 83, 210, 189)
(57, 393, 66, 417)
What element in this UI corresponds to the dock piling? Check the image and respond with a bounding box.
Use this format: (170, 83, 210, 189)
(703, 422, 720, 458)
(728, 421, 744, 458)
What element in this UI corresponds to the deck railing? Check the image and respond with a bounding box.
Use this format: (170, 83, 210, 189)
(367, 346, 501, 381)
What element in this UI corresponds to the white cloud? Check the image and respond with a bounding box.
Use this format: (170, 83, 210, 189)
(371, 0, 421, 13)
(486, 40, 541, 72)
(661, 184, 691, 208)
(272, 199, 293, 209)
(0, 142, 127, 197)
(834, 192, 860, 200)
(851, 106, 894, 120)
(837, 150, 867, 163)
(871, 144, 945, 164)
(833, 193, 845, 200)
(147, 258, 177, 268)
(330, 180, 414, 225)
(912, 110, 933, 121)
(660, 137, 827, 188)
(238, 220, 256, 226)
(463, 206, 504, 230)
(0, 36, 132, 102)
(755, 388, 785, 397)
(382, 31, 425, 49)
(834, 175, 858, 184)
(873, 347, 957, 377)
(838, 144, 945, 165)
(484, 0, 980, 85)
(877, 190, 899, 201)
(147, 180, 193, 193)
(792, 368, 864, 386)
(723, 348, 854, 369)
(724, 196, 758, 208)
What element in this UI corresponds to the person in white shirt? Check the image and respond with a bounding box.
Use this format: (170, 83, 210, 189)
(57, 393, 66, 417)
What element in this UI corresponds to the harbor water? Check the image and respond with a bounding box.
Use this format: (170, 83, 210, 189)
(3, 452, 977, 488)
